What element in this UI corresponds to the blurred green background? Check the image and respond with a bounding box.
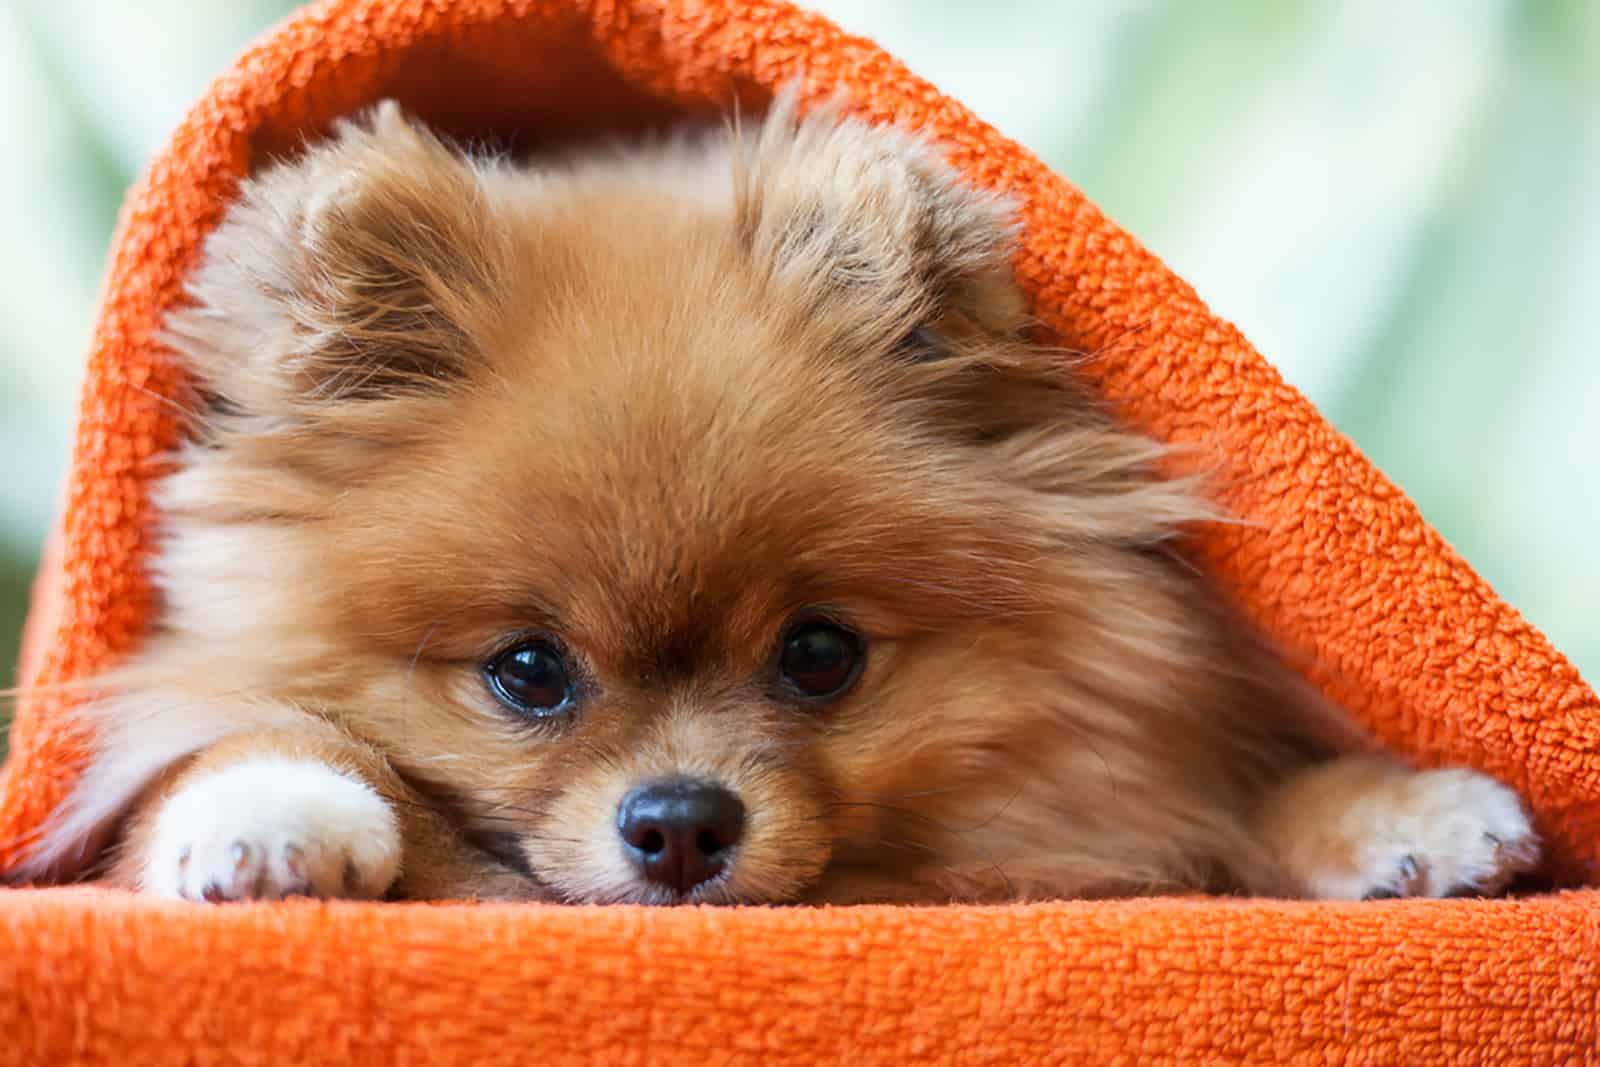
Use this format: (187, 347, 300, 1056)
(1, 1, 1595, 757)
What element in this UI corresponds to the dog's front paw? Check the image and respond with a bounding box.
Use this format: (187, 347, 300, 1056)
(1259, 758, 1540, 900)
(142, 758, 400, 902)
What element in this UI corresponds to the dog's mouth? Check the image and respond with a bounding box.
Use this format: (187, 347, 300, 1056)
(470, 823, 935, 905)
(433, 763, 842, 905)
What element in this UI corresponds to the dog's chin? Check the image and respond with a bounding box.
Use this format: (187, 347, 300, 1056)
(520, 842, 834, 906)
(580, 878, 762, 907)
(538, 877, 807, 907)
(484, 826, 1090, 905)
(547, 862, 950, 907)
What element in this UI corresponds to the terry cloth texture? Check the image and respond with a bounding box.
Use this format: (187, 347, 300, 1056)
(1, 1, 1597, 1063)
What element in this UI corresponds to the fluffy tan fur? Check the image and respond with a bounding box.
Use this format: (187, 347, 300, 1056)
(19, 97, 1539, 904)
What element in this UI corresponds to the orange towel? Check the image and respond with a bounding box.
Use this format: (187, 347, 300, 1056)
(1, 1, 1596, 1063)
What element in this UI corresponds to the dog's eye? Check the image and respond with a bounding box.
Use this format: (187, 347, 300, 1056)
(778, 619, 865, 701)
(485, 639, 574, 717)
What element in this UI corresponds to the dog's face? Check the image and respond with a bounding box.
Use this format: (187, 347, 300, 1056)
(157, 101, 1224, 903)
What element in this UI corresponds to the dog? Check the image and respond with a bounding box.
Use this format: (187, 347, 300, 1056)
(15, 96, 1540, 905)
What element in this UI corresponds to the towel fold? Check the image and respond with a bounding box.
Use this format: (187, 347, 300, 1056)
(0, 887, 1597, 1066)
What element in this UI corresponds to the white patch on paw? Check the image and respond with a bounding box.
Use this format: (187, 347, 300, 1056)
(1259, 759, 1541, 901)
(141, 758, 400, 902)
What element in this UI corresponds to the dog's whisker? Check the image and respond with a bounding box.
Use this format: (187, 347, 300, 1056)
(406, 622, 442, 677)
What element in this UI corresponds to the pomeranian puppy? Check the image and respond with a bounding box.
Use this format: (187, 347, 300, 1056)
(16, 97, 1540, 905)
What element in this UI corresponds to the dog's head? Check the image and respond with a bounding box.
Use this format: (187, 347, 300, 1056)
(157, 99, 1218, 903)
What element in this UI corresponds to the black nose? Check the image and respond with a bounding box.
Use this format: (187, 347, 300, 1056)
(617, 778, 745, 894)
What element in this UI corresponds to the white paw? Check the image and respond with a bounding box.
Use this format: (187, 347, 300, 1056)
(141, 758, 400, 902)
(1261, 759, 1541, 900)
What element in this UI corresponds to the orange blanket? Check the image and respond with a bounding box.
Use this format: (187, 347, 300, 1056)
(2, 1, 1597, 1063)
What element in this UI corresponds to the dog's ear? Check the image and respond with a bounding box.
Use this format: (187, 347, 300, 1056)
(735, 91, 1027, 357)
(737, 93, 1058, 437)
(741, 95, 1205, 548)
(165, 102, 510, 419)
